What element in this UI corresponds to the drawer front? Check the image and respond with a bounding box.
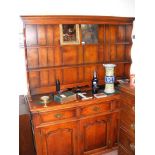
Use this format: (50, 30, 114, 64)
(119, 145, 131, 155)
(120, 103, 135, 131)
(121, 102, 135, 115)
(38, 109, 76, 123)
(121, 93, 135, 109)
(119, 128, 135, 155)
(80, 100, 119, 117)
(81, 101, 110, 117)
(120, 120, 135, 137)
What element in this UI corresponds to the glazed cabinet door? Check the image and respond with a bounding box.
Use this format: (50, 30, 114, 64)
(38, 122, 77, 155)
(80, 115, 111, 155)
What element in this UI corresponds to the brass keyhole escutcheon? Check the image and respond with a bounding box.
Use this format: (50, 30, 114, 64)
(55, 113, 63, 118)
(93, 106, 100, 112)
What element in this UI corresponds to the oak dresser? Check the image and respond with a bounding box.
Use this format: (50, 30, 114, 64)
(21, 15, 135, 155)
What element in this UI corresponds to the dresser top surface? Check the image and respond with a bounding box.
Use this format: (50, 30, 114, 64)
(26, 93, 120, 113)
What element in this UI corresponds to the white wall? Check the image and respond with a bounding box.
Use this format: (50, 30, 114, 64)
(16, 0, 135, 95)
(18, 0, 134, 16)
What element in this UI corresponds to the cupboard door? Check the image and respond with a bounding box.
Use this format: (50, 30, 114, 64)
(80, 115, 111, 155)
(39, 122, 77, 155)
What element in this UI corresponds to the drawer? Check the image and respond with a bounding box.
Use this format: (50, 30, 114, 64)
(119, 128, 135, 155)
(120, 104, 135, 133)
(80, 100, 119, 117)
(121, 92, 135, 109)
(38, 109, 76, 123)
(120, 120, 135, 137)
(121, 103, 135, 124)
(119, 145, 131, 155)
(120, 103, 135, 133)
(121, 102, 135, 115)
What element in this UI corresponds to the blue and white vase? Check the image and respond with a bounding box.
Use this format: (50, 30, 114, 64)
(103, 64, 116, 94)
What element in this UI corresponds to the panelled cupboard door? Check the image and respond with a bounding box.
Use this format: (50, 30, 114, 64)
(38, 122, 77, 155)
(80, 115, 111, 155)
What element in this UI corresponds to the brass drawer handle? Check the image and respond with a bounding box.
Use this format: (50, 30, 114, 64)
(131, 123, 135, 130)
(93, 106, 100, 112)
(132, 106, 135, 112)
(130, 143, 135, 151)
(54, 113, 63, 118)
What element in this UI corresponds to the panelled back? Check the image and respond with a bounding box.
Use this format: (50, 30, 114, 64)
(22, 16, 134, 95)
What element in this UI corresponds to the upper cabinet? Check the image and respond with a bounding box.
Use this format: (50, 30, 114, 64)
(21, 16, 135, 96)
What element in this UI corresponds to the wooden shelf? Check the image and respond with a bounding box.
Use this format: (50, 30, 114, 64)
(22, 42, 132, 49)
(114, 42, 132, 45)
(24, 44, 100, 48)
(27, 61, 131, 72)
(25, 45, 58, 48)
